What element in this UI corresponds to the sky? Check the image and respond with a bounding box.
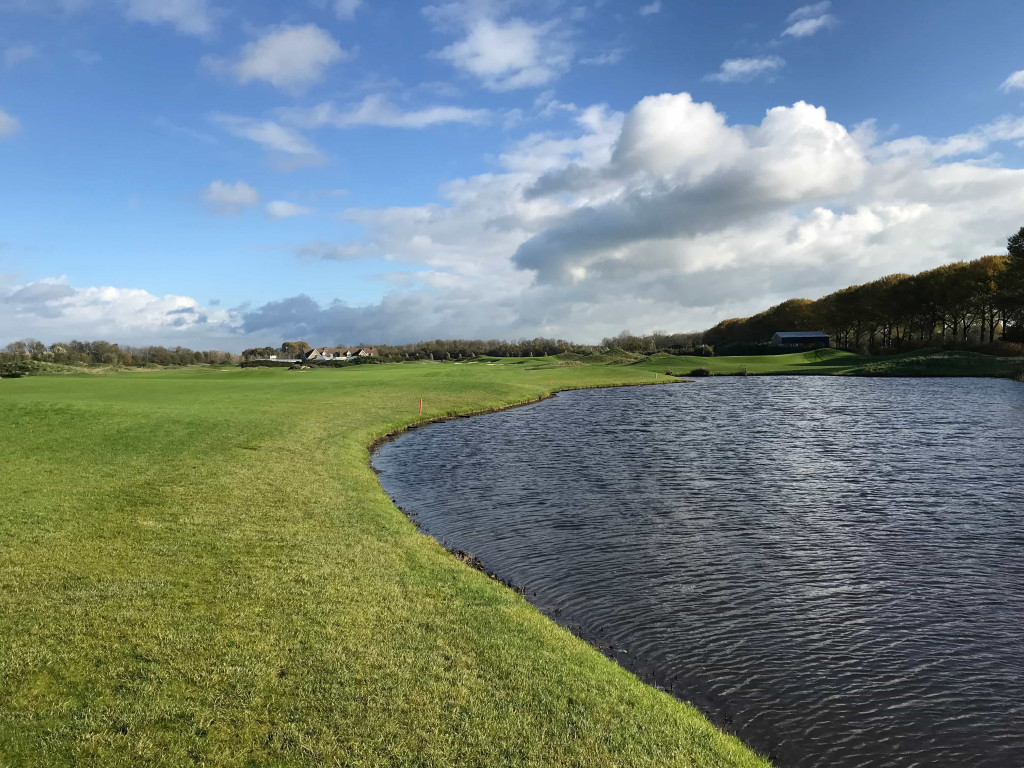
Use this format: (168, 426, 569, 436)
(2, 0, 1024, 351)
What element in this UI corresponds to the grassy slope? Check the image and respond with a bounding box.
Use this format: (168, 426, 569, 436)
(0, 364, 768, 768)
(630, 348, 1024, 378)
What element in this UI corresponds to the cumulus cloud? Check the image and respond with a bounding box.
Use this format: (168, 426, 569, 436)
(0, 108, 20, 137)
(233, 90, 1024, 346)
(782, 2, 836, 37)
(429, 4, 572, 91)
(266, 200, 313, 220)
(1000, 70, 1024, 93)
(514, 95, 868, 284)
(280, 94, 490, 129)
(8, 90, 1024, 350)
(705, 56, 785, 83)
(204, 24, 347, 91)
(122, 0, 215, 36)
(4, 43, 36, 69)
(639, 2, 662, 16)
(201, 180, 260, 215)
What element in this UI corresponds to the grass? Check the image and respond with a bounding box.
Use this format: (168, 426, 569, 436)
(634, 347, 1024, 379)
(0, 363, 769, 768)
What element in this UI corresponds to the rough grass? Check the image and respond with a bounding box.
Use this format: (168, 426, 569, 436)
(0, 364, 769, 768)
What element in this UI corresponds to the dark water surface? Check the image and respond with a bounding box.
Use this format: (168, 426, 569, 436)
(372, 377, 1024, 767)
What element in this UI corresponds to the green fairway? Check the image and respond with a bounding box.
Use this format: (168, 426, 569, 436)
(0, 364, 769, 767)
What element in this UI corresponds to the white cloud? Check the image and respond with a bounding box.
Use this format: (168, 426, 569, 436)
(580, 49, 625, 66)
(430, 6, 572, 91)
(1000, 70, 1024, 93)
(867, 114, 1024, 161)
(235, 91, 1024, 346)
(783, 14, 837, 37)
(0, 108, 20, 137)
(0, 0, 214, 35)
(201, 180, 260, 215)
(334, 0, 361, 19)
(705, 56, 785, 83)
(787, 1, 831, 22)
(4, 43, 36, 69)
(266, 200, 314, 220)
(205, 24, 347, 91)
(296, 240, 373, 260)
(8, 89, 1024, 350)
(1, 276, 241, 347)
(639, 2, 661, 16)
(280, 94, 490, 129)
(211, 114, 325, 167)
(122, 0, 215, 36)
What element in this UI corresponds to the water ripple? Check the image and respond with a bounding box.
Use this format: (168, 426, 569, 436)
(373, 377, 1024, 767)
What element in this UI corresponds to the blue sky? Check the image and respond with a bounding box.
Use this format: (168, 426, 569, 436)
(2, 0, 1024, 349)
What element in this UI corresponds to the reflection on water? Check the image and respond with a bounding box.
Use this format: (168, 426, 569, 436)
(373, 377, 1024, 768)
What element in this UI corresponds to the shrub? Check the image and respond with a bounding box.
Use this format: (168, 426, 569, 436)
(688, 368, 713, 377)
(239, 360, 293, 369)
(0, 361, 35, 378)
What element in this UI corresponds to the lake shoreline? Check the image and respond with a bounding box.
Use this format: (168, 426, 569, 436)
(374, 376, 1024, 767)
(366, 377, 690, 453)
(369, 378, 769, 757)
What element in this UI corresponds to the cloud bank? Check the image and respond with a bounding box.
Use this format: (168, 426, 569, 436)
(7, 91, 1024, 350)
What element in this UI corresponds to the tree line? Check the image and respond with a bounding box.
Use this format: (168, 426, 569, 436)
(1, 339, 240, 367)
(241, 341, 313, 360)
(705, 253, 1023, 354)
(245, 338, 604, 362)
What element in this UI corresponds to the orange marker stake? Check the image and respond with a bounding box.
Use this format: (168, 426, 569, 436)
(419, 398, 423, 415)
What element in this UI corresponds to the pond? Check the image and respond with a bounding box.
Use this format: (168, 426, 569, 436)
(372, 377, 1024, 767)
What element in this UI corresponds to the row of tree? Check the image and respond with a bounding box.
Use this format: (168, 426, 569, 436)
(703, 229, 1024, 353)
(1, 339, 240, 367)
(374, 337, 599, 360)
(241, 341, 313, 360)
(244, 338, 603, 362)
(598, 330, 712, 356)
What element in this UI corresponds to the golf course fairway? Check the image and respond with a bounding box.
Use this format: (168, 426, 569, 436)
(0, 362, 770, 767)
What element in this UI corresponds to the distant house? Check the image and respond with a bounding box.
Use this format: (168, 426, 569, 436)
(303, 346, 378, 362)
(772, 331, 830, 349)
